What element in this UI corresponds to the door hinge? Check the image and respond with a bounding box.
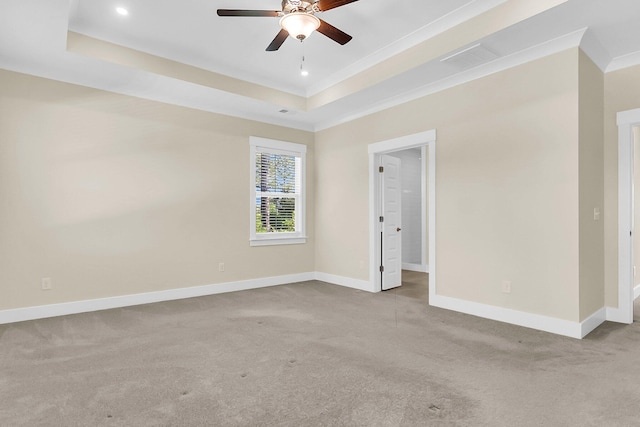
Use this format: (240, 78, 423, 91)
(379, 265, 384, 273)
(379, 216, 384, 223)
(379, 166, 384, 173)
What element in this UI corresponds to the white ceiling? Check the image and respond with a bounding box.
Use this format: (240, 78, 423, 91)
(68, 0, 485, 96)
(2, 0, 640, 131)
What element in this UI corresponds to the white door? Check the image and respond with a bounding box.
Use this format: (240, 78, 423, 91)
(381, 155, 402, 290)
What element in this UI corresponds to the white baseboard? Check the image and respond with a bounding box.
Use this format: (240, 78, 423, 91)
(580, 307, 607, 338)
(430, 294, 605, 339)
(402, 263, 429, 273)
(0, 272, 374, 325)
(635, 284, 640, 300)
(0, 272, 315, 325)
(0, 271, 612, 340)
(606, 306, 633, 324)
(314, 272, 375, 292)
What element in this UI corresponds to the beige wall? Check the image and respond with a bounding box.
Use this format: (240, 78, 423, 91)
(578, 51, 605, 320)
(603, 64, 640, 308)
(316, 49, 582, 321)
(2, 47, 625, 325)
(0, 70, 315, 310)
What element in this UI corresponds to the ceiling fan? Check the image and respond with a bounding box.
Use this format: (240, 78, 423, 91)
(217, 0, 358, 51)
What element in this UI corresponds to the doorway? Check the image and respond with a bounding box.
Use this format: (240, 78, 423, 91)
(616, 108, 640, 324)
(388, 148, 429, 274)
(368, 130, 436, 294)
(633, 125, 640, 302)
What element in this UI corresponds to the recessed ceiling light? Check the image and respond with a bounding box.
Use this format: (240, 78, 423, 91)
(116, 7, 129, 16)
(300, 69, 309, 77)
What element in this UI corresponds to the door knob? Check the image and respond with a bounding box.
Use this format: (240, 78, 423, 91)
(397, 227, 402, 232)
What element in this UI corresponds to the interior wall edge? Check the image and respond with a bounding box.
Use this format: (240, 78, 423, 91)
(577, 49, 605, 320)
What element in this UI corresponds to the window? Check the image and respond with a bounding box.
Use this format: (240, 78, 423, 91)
(249, 137, 307, 246)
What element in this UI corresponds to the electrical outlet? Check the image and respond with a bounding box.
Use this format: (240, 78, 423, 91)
(41, 277, 53, 290)
(502, 280, 511, 294)
(219, 262, 225, 272)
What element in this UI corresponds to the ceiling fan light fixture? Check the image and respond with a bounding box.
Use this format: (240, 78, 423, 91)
(279, 12, 320, 41)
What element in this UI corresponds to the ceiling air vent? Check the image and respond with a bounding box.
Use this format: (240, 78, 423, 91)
(440, 43, 499, 70)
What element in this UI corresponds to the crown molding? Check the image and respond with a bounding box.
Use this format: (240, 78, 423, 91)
(314, 28, 586, 131)
(579, 28, 611, 72)
(606, 50, 640, 73)
(306, 0, 508, 97)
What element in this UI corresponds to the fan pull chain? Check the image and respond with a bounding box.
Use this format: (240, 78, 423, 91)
(300, 42, 309, 77)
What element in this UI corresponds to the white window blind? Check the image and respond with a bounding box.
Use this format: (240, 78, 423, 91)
(249, 137, 306, 246)
(255, 152, 300, 233)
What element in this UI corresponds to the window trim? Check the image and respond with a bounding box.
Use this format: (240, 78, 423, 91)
(249, 136, 307, 247)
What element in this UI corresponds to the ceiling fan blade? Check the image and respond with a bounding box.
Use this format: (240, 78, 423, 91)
(266, 29, 289, 51)
(316, 0, 359, 12)
(217, 9, 280, 17)
(317, 19, 352, 45)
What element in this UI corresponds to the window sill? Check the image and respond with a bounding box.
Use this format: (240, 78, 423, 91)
(250, 236, 307, 247)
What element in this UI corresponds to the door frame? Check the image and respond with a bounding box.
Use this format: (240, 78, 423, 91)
(615, 108, 640, 323)
(368, 130, 436, 294)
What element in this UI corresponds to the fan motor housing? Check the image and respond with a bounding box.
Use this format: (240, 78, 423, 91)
(282, 0, 319, 14)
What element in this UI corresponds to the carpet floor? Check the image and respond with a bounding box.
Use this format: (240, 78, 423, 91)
(1, 272, 640, 426)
